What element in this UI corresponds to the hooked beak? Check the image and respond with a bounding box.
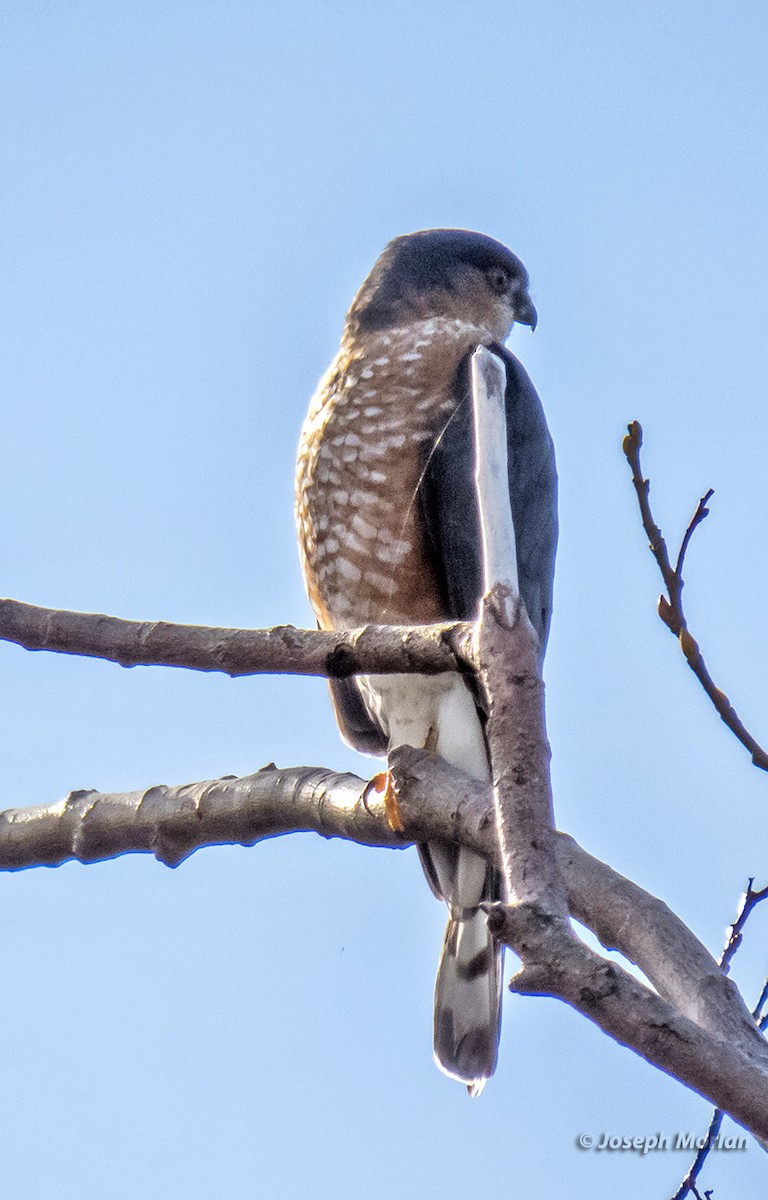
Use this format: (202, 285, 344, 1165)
(515, 291, 537, 331)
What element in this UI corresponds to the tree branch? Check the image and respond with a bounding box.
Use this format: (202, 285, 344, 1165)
(474, 585, 567, 917)
(622, 420, 768, 771)
(390, 750, 762, 1063)
(0, 766, 403, 871)
(0, 597, 471, 678)
(489, 899, 768, 1144)
(722, 878, 768, 972)
(672, 879, 768, 1199)
(0, 750, 751, 1056)
(4, 754, 766, 1141)
(1, 402, 764, 1148)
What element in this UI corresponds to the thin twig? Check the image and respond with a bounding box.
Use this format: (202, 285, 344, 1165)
(721, 878, 768, 972)
(754, 978, 768, 1026)
(623, 421, 768, 772)
(623, 421, 678, 599)
(671, 878, 768, 1199)
(678, 1111, 724, 1200)
(675, 490, 714, 581)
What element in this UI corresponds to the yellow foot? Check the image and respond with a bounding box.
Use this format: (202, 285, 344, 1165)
(370, 770, 405, 833)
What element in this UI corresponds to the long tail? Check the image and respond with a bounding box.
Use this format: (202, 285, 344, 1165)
(421, 841, 504, 1096)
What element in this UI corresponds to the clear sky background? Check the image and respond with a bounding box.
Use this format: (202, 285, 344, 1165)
(1, 3, 767, 1197)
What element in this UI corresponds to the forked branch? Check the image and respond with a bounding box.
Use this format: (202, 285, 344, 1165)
(0, 384, 765, 1153)
(672, 879, 768, 1199)
(623, 420, 768, 771)
(0, 756, 766, 1140)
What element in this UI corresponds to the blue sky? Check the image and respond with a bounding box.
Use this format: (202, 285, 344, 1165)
(1, 3, 767, 1196)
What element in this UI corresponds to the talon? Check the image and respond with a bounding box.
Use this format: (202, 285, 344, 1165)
(370, 770, 405, 833)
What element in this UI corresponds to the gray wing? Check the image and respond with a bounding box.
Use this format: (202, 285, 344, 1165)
(327, 343, 557, 754)
(420, 343, 557, 648)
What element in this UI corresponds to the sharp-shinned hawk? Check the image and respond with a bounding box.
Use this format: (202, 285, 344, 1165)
(296, 228, 557, 1094)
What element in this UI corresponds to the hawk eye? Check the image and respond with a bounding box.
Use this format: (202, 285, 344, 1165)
(486, 267, 510, 295)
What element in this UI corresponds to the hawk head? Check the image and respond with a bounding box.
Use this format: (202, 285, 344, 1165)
(345, 228, 537, 342)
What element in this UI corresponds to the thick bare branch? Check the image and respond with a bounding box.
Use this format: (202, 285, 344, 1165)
(390, 750, 762, 1062)
(489, 901, 768, 1143)
(3, 753, 766, 1140)
(0, 597, 470, 678)
(0, 766, 403, 871)
(473, 588, 567, 918)
(0, 751, 748, 1051)
(623, 420, 768, 772)
(2, 399, 765, 1145)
